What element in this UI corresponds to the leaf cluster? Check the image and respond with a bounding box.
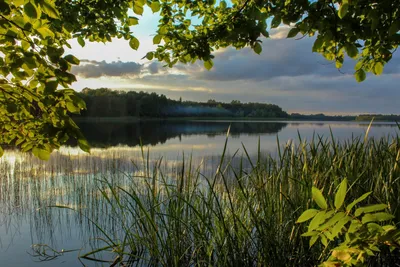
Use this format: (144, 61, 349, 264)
(297, 179, 400, 266)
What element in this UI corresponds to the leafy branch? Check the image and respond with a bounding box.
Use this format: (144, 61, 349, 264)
(297, 179, 400, 266)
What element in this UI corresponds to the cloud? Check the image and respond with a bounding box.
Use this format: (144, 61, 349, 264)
(269, 26, 291, 39)
(194, 29, 355, 82)
(72, 60, 143, 78)
(148, 62, 160, 74)
(71, 26, 400, 114)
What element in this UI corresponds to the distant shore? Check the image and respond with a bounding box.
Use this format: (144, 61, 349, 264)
(72, 116, 398, 123)
(72, 116, 343, 123)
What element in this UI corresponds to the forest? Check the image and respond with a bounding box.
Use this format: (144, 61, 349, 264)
(77, 88, 400, 122)
(77, 88, 290, 118)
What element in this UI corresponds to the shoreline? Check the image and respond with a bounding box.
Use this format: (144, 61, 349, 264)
(72, 116, 396, 123)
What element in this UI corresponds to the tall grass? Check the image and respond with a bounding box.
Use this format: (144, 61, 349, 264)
(77, 132, 400, 266)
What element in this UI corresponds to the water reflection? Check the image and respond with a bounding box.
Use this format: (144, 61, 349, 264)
(76, 120, 288, 147)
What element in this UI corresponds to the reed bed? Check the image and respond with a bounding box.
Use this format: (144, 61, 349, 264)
(72, 131, 400, 266)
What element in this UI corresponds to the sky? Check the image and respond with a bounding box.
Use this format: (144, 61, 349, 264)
(67, 7, 400, 115)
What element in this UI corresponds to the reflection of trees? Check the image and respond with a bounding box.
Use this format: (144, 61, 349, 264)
(76, 121, 288, 148)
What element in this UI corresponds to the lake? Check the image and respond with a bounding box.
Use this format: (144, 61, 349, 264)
(0, 120, 398, 266)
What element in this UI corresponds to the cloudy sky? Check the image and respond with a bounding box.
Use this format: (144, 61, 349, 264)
(67, 7, 400, 115)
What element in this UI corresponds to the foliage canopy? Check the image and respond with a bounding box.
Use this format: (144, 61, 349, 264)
(0, 0, 399, 157)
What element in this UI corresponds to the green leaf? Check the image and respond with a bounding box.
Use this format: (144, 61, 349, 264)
(287, 27, 300, 38)
(331, 216, 351, 238)
(127, 17, 139, 26)
(338, 3, 349, 19)
(297, 209, 319, 223)
(64, 55, 80, 65)
(14, 0, 24, 6)
(362, 212, 394, 224)
(133, 4, 144, 15)
(204, 59, 213, 70)
(301, 231, 319, 237)
(78, 138, 90, 153)
(159, 26, 168, 35)
(261, 29, 269, 38)
(21, 40, 30, 51)
(312, 38, 323, 52)
(308, 210, 327, 231)
(42, 0, 59, 19)
(309, 235, 319, 247)
(24, 2, 38, 19)
(348, 219, 362, 233)
(345, 44, 358, 59)
(312, 187, 328, 210)
(70, 95, 86, 109)
(0, 146, 3, 157)
(253, 42, 262, 54)
(334, 178, 347, 210)
(66, 102, 80, 114)
(320, 234, 328, 247)
(145, 52, 154, 60)
(220, 1, 227, 8)
(316, 212, 346, 231)
(68, 117, 79, 129)
(129, 36, 140, 50)
(153, 35, 162, 44)
(355, 60, 364, 71)
(367, 222, 383, 234)
(355, 69, 366, 82)
(32, 147, 51, 161)
(355, 204, 387, 217)
(332, 250, 351, 262)
(36, 27, 55, 38)
(374, 62, 384, 75)
(77, 36, 85, 47)
(346, 192, 371, 212)
(44, 80, 58, 94)
(150, 1, 161, 13)
(7, 103, 18, 113)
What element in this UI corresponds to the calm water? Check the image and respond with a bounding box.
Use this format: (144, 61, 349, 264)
(0, 120, 398, 266)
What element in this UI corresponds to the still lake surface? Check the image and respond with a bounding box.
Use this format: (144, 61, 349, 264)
(0, 120, 398, 266)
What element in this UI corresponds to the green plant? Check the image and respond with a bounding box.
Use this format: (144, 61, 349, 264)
(297, 178, 400, 266)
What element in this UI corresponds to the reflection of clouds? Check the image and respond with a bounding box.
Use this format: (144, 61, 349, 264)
(0, 151, 24, 175)
(58, 146, 83, 156)
(58, 143, 217, 157)
(1, 153, 18, 166)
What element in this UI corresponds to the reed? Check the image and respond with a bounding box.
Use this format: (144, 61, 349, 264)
(75, 131, 400, 266)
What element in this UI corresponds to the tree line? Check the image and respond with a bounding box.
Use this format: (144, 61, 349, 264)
(76, 88, 400, 121)
(355, 114, 400, 122)
(77, 88, 289, 118)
